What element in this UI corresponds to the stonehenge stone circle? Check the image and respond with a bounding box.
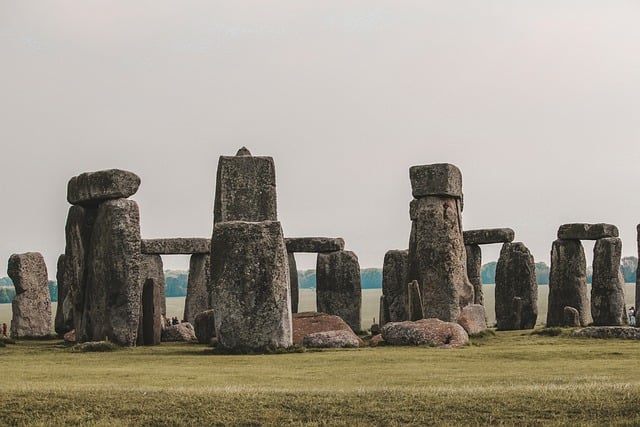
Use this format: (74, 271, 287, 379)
(67, 169, 141, 207)
(463, 228, 515, 245)
(316, 250, 362, 333)
(288, 253, 299, 314)
(591, 237, 627, 326)
(141, 238, 210, 255)
(184, 254, 210, 324)
(138, 254, 165, 346)
(495, 242, 538, 330)
(284, 237, 345, 253)
(210, 220, 292, 351)
(557, 223, 619, 240)
(465, 244, 483, 306)
(382, 249, 409, 322)
(547, 239, 591, 327)
(54, 254, 73, 336)
(8, 252, 52, 338)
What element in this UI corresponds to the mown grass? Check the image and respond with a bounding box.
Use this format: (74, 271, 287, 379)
(2, 330, 640, 425)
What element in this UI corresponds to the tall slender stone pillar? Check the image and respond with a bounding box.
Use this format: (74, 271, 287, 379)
(382, 249, 409, 322)
(184, 254, 210, 324)
(138, 255, 164, 346)
(547, 239, 590, 326)
(591, 237, 627, 326)
(465, 244, 483, 306)
(288, 253, 299, 313)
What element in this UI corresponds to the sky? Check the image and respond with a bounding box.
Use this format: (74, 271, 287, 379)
(1, 1, 640, 277)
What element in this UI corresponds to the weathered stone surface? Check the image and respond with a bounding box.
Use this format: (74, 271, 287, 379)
(284, 237, 345, 253)
(292, 312, 356, 346)
(636, 224, 640, 318)
(55, 254, 73, 336)
(563, 306, 581, 327)
(409, 163, 462, 198)
(408, 196, 474, 321)
(382, 249, 409, 322)
(8, 252, 52, 338)
(463, 228, 515, 245)
(369, 334, 385, 347)
(184, 254, 210, 324)
(213, 150, 277, 224)
(557, 223, 619, 240)
(67, 169, 141, 206)
(161, 322, 197, 342)
(302, 330, 361, 348)
(288, 253, 299, 314)
(495, 242, 538, 330)
(547, 239, 590, 327)
(457, 304, 487, 335)
(571, 326, 640, 339)
(408, 280, 424, 321)
(210, 221, 292, 351)
(194, 309, 216, 344)
(140, 238, 210, 255)
(465, 244, 484, 306)
(378, 295, 389, 327)
(137, 255, 164, 346)
(82, 199, 142, 346)
(64, 329, 76, 343)
(381, 319, 469, 349)
(591, 237, 627, 326)
(316, 250, 362, 333)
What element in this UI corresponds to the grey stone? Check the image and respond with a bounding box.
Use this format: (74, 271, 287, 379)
(210, 221, 292, 351)
(67, 169, 141, 207)
(557, 223, 619, 240)
(591, 237, 627, 326)
(408, 280, 424, 321)
(547, 239, 590, 327)
(495, 242, 538, 330)
(571, 326, 640, 339)
(292, 312, 357, 345)
(140, 238, 210, 255)
(636, 224, 640, 317)
(378, 295, 389, 327)
(137, 255, 164, 346)
(563, 306, 581, 327)
(408, 196, 474, 322)
(8, 252, 52, 338)
(82, 199, 142, 346)
(381, 318, 469, 348)
(457, 304, 487, 335)
(382, 249, 409, 322)
(194, 309, 216, 344)
(465, 244, 484, 306)
(409, 163, 462, 198)
(162, 322, 197, 342)
(302, 330, 361, 348)
(54, 254, 73, 336)
(288, 253, 299, 314)
(316, 250, 362, 333)
(213, 149, 277, 223)
(183, 254, 210, 324)
(284, 237, 345, 253)
(463, 228, 515, 245)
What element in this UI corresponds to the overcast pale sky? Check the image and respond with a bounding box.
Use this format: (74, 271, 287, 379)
(1, 2, 639, 277)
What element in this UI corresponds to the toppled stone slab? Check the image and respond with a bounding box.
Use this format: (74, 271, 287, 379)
(161, 322, 197, 342)
(571, 327, 640, 340)
(292, 312, 356, 346)
(67, 169, 141, 206)
(409, 163, 462, 198)
(457, 304, 487, 335)
(381, 318, 469, 349)
(284, 237, 345, 253)
(557, 223, 619, 240)
(302, 330, 361, 348)
(141, 238, 210, 255)
(463, 228, 515, 245)
(194, 309, 216, 344)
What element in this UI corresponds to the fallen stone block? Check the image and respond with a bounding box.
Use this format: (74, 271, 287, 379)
(381, 318, 469, 349)
(302, 330, 361, 348)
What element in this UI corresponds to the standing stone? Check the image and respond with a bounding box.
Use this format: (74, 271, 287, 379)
(378, 295, 389, 327)
(213, 148, 277, 224)
(316, 250, 362, 333)
(465, 244, 484, 306)
(563, 306, 581, 327)
(82, 199, 142, 346)
(382, 249, 409, 322)
(54, 254, 73, 336)
(137, 255, 164, 346)
(547, 239, 590, 327)
(194, 309, 216, 344)
(408, 280, 424, 321)
(591, 237, 627, 326)
(210, 221, 292, 351)
(8, 253, 52, 338)
(288, 253, 299, 314)
(184, 254, 210, 324)
(495, 242, 538, 330)
(67, 169, 141, 207)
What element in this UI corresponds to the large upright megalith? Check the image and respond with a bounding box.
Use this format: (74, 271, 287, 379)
(407, 163, 473, 322)
(591, 237, 627, 326)
(138, 255, 164, 346)
(316, 250, 362, 333)
(495, 242, 538, 330)
(54, 254, 73, 336)
(382, 249, 409, 322)
(547, 239, 590, 326)
(210, 221, 292, 351)
(8, 252, 52, 338)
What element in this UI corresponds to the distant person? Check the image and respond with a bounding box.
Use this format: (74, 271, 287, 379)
(2, 322, 6, 337)
(629, 307, 636, 327)
(172, 317, 179, 326)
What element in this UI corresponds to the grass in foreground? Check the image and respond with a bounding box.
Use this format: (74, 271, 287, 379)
(2, 330, 640, 425)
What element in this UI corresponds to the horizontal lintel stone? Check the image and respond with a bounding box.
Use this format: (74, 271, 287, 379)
(141, 238, 211, 255)
(284, 237, 345, 253)
(67, 169, 141, 206)
(409, 163, 462, 199)
(557, 223, 619, 240)
(463, 228, 515, 245)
